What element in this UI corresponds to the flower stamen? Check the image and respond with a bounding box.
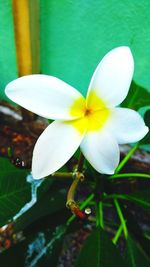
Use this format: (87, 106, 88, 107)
(84, 108, 92, 117)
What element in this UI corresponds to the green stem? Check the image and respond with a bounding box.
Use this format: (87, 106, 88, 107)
(99, 201, 104, 229)
(95, 202, 100, 227)
(109, 173, 150, 180)
(144, 233, 150, 240)
(115, 144, 138, 174)
(114, 199, 128, 239)
(66, 193, 94, 226)
(112, 224, 123, 244)
(95, 201, 104, 228)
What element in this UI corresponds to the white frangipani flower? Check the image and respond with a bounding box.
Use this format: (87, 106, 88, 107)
(5, 47, 148, 179)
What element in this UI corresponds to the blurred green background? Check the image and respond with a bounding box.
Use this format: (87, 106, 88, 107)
(1, 0, 150, 101)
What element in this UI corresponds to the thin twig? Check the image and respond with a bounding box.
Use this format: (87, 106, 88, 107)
(51, 172, 73, 178)
(77, 152, 85, 172)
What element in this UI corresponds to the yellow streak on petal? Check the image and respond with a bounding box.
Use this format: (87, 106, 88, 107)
(66, 108, 110, 134)
(87, 90, 107, 111)
(65, 117, 88, 135)
(86, 90, 110, 132)
(87, 109, 110, 132)
(69, 97, 86, 118)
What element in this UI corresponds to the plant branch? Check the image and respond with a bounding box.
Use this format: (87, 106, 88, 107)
(66, 170, 85, 218)
(77, 152, 85, 172)
(51, 172, 73, 178)
(66, 172, 83, 206)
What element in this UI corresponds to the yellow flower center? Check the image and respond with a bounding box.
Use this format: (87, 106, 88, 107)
(69, 96, 86, 118)
(68, 91, 110, 134)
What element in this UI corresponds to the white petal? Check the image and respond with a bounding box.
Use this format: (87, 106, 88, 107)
(87, 46, 134, 107)
(32, 120, 85, 179)
(106, 107, 149, 144)
(80, 129, 120, 175)
(5, 75, 85, 120)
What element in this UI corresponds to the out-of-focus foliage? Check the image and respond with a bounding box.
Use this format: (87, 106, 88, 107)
(140, 109, 150, 147)
(1, 223, 66, 267)
(121, 82, 150, 150)
(128, 188, 150, 212)
(121, 82, 150, 111)
(125, 236, 150, 267)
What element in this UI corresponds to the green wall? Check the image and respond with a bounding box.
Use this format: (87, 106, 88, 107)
(40, 0, 150, 96)
(0, 0, 17, 100)
(1, 0, 150, 100)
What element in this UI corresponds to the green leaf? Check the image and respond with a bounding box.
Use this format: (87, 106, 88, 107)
(121, 82, 150, 110)
(125, 236, 150, 267)
(0, 0, 18, 100)
(74, 228, 128, 267)
(40, 1, 150, 95)
(15, 182, 67, 231)
(37, 176, 53, 199)
(0, 157, 30, 226)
